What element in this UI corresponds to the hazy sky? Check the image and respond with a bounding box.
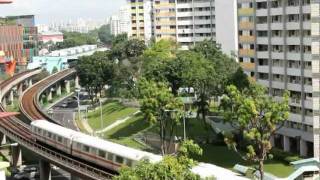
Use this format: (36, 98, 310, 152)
(0, 0, 126, 24)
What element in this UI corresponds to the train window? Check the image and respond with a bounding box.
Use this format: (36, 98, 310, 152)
(107, 153, 113, 161)
(83, 145, 90, 152)
(57, 136, 63, 143)
(126, 159, 133, 167)
(91, 148, 97, 154)
(37, 128, 41, 134)
(116, 156, 124, 164)
(48, 132, 52, 138)
(98, 150, 106, 158)
(52, 134, 56, 140)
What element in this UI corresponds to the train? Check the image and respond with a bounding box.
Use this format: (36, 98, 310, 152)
(30, 120, 162, 171)
(30, 120, 246, 180)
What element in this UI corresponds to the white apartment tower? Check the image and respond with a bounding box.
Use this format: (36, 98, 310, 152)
(237, 0, 320, 157)
(110, 5, 131, 36)
(153, 0, 216, 49)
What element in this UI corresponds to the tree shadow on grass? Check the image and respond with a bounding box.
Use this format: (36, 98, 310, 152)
(108, 115, 150, 139)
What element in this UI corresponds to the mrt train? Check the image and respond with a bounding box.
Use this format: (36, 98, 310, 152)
(30, 120, 246, 179)
(30, 120, 162, 171)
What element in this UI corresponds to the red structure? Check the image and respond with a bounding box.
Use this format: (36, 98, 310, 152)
(0, 25, 24, 76)
(0, 112, 19, 118)
(0, 0, 12, 4)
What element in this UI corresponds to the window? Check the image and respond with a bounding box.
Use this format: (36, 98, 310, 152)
(116, 156, 124, 164)
(99, 150, 106, 158)
(126, 159, 133, 167)
(57, 136, 63, 143)
(107, 153, 114, 161)
(48, 132, 52, 138)
(83, 145, 90, 152)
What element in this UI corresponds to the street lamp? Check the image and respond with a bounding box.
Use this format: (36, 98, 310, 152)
(99, 98, 103, 131)
(75, 88, 81, 121)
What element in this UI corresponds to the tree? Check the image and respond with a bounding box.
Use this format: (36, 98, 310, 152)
(76, 51, 116, 103)
(220, 83, 289, 179)
(51, 66, 58, 74)
(137, 79, 183, 155)
(114, 140, 203, 180)
(98, 24, 112, 45)
(192, 40, 247, 95)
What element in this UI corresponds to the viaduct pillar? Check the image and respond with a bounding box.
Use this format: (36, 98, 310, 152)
(39, 159, 51, 180)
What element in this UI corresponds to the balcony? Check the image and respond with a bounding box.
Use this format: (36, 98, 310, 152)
(238, 8, 254, 16)
(257, 65, 269, 73)
(239, 49, 255, 57)
(239, 21, 254, 29)
(156, 12, 176, 17)
(240, 62, 255, 70)
(239, 35, 255, 43)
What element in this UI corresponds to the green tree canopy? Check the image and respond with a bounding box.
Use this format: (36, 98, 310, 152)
(220, 83, 289, 179)
(114, 140, 204, 180)
(98, 24, 112, 45)
(137, 78, 183, 155)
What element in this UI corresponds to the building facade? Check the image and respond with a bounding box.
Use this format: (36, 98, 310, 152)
(128, 0, 154, 42)
(237, 0, 320, 157)
(7, 15, 39, 69)
(0, 25, 24, 75)
(110, 6, 131, 36)
(128, 0, 217, 49)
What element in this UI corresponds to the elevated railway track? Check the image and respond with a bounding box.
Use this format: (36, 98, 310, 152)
(0, 69, 115, 179)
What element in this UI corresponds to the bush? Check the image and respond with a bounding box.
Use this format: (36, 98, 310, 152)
(270, 148, 302, 164)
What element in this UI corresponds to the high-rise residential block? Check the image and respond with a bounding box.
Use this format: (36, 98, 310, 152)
(237, 0, 320, 157)
(128, 0, 153, 42)
(110, 5, 131, 36)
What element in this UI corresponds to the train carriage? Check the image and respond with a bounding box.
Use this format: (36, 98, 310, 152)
(30, 120, 81, 154)
(71, 133, 162, 171)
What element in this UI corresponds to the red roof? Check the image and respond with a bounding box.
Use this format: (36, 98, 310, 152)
(0, 112, 19, 118)
(0, 0, 12, 4)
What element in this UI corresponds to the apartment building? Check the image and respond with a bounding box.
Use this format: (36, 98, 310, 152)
(237, 0, 320, 157)
(110, 5, 131, 36)
(128, 0, 153, 42)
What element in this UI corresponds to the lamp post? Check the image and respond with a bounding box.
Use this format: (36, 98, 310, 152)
(99, 98, 103, 131)
(75, 88, 81, 121)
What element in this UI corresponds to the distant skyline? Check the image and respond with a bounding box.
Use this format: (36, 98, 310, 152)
(0, 0, 126, 24)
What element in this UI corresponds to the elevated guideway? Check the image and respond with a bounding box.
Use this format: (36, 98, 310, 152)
(0, 70, 114, 180)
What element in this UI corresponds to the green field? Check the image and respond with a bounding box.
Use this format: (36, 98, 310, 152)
(88, 101, 138, 130)
(104, 113, 151, 150)
(104, 115, 295, 178)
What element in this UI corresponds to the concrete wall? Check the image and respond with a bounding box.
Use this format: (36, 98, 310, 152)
(215, 0, 238, 57)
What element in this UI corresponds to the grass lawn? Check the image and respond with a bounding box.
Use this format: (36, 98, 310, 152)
(193, 144, 294, 178)
(104, 113, 151, 150)
(88, 101, 138, 130)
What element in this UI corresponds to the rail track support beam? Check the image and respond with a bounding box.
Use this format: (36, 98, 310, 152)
(28, 79, 33, 88)
(57, 84, 62, 96)
(47, 91, 53, 102)
(65, 80, 70, 94)
(0, 134, 6, 145)
(75, 76, 80, 89)
(9, 90, 14, 105)
(39, 159, 51, 180)
(18, 84, 23, 97)
(11, 144, 22, 168)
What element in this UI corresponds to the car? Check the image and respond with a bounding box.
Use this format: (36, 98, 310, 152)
(61, 103, 68, 108)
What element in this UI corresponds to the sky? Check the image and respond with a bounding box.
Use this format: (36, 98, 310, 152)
(0, 0, 126, 24)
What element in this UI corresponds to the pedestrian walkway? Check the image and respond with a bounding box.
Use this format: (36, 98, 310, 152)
(81, 118, 94, 134)
(95, 111, 140, 134)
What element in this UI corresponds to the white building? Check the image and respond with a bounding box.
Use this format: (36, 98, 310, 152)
(110, 5, 131, 36)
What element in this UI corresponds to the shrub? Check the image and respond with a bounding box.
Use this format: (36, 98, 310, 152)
(270, 148, 302, 164)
